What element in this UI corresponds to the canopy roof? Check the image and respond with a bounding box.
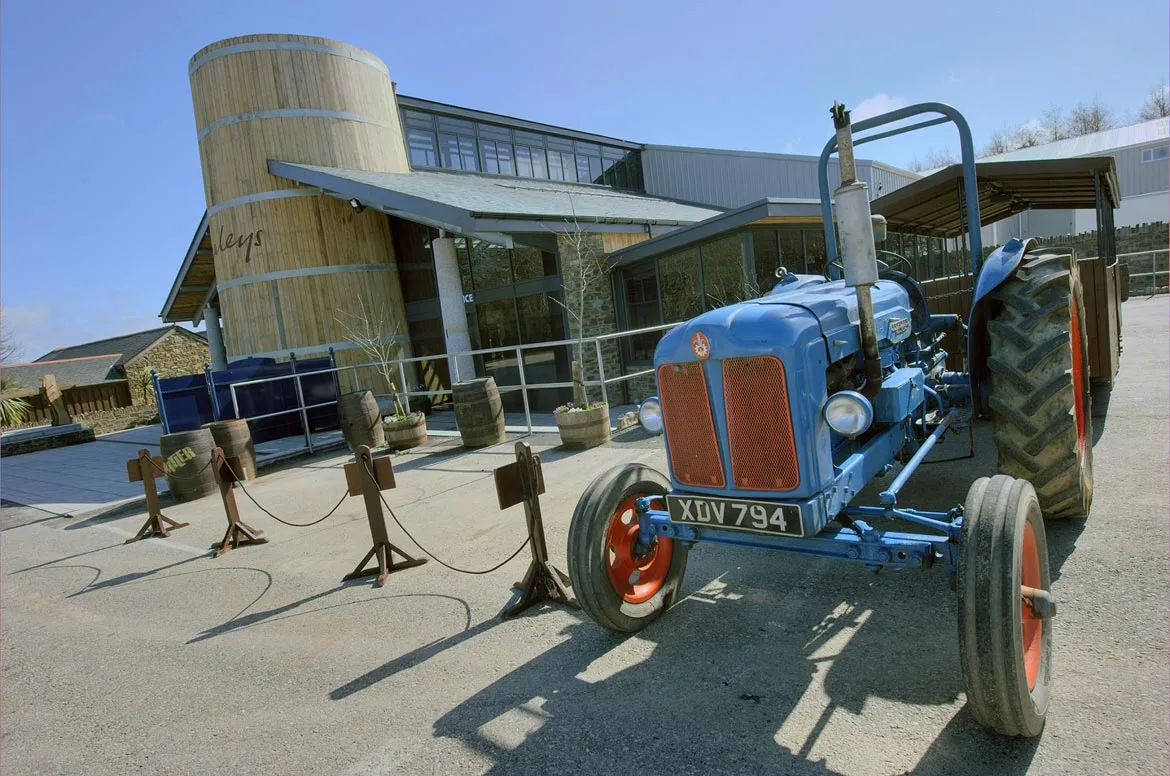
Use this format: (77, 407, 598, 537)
(870, 157, 1120, 238)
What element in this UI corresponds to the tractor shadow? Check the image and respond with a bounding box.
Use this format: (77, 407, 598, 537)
(425, 541, 1039, 775)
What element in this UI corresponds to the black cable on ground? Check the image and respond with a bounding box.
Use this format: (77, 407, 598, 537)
(226, 460, 348, 528)
(374, 484, 530, 575)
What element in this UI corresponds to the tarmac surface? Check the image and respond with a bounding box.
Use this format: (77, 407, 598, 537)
(1, 296, 1166, 776)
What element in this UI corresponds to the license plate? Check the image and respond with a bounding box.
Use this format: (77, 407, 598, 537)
(666, 494, 804, 538)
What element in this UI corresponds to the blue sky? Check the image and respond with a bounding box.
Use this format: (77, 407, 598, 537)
(2, 0, 1166, 360)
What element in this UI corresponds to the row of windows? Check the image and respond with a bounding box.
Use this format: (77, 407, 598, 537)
(1141, 146, 1169, 163)
(402, 108, 644, 189)
(617, 226, 949, 363)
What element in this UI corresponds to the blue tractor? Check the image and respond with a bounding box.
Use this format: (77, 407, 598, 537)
(566, 103, 1094, 737)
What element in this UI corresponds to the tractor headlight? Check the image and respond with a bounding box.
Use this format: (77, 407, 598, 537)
(638, 397, 664, 435)
(824, 391, 873, 437)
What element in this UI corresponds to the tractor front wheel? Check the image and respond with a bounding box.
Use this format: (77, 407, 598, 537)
(987, 251, 1093, 519)
(958, 475, 1052, 737)
(567, 464, 689, 633)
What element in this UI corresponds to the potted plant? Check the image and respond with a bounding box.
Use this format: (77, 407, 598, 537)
(553, 399, 610, 449)
(383, 408, 427, 450)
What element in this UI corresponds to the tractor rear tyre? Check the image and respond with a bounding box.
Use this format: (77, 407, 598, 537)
(987, 252, 1093, 519)
(958, 475, 1052, 738)
(567, 464, 689, 633)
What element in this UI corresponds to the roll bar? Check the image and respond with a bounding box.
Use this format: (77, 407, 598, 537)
(818, 102, 983, 275)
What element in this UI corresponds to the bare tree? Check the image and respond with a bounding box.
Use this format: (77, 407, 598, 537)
(1013, 122, 1043, 148)
(1, 308, 23, 364)
(1139, 79, 1170, 120)
(1040, 105, 1069, 142)
(907, 148, 958, 173)
(1068, 101, 1114, 136)
(335, 293, 408, 417)
(549, 197, 607, 406)
(983, 127, 1016, 156)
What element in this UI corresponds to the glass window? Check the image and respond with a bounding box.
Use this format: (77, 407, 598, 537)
(439, 133, 478, 171)
(778, 229, 804, 274)
(436, 116, 475, 135)
(390, 219, 438, 302)
(576, 155, 593, 184)
(804, 229, 827, 276)
(516, 292, 571, 410)
(659, 248, 702, 322)
(407, 128, 438, 168)
(481, 140, 514, 175)
(469, 239, 512, 290)
(548, 150, 565, 181)
(402, 110, 434, 130)
(1141, 146, 1169, 163)
(753, 229, 780, 291)
(700, 234, 748, 308)
(624, 268, 661, 362)
(515, 145, 548, 178)
(512, 244, 557, 283)
(587, 156, 604, 184)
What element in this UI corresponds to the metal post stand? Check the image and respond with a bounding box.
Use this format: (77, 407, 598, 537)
(124, 448, 189, 543)
(495, 441, 578, 618)
(211, 447, 267, 558)
(342, 445, 427, 587)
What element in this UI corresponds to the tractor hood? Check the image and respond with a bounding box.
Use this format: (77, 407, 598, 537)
(655, 274, 914, 367)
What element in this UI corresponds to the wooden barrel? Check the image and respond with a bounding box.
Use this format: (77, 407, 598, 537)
(202, 419, 256, 480)
(160, 428, 218, 502)
(453, 378, 506, 448)
(383, 413, 427, 450)
(188, 34, 413, 392)
(338, 391, 385, 450)
(556, 408, 612, 449)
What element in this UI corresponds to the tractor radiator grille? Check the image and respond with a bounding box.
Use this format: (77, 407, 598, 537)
(657, 362, 725, 488)
(722, 356, 800, 491)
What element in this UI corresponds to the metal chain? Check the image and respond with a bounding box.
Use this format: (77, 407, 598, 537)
(365, 461, 530, 575)
(225, 459, 348, 527)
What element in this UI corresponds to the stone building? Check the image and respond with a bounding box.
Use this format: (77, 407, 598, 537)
(9, 325, 209, 407)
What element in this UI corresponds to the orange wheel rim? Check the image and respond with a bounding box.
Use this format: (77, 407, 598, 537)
(1070, 300, 1087, 459)
(1021, 522, 1043, 690)
(604, 495, 673, 604)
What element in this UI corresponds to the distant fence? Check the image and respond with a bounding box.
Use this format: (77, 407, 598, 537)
(13, 380, 133, 424)
(154, 353, 340, 443)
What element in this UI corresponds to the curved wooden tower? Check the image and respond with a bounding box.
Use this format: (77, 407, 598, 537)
(189, 34, 411, 385)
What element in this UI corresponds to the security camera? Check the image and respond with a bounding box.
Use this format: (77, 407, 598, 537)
(349, 198, 365, 213)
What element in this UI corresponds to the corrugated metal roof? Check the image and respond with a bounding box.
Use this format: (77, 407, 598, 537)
(35, 325, 204, 368)
(980, 118, 1169, 162)
(270, 163, 721, 225)
(2, 354, 124, 392)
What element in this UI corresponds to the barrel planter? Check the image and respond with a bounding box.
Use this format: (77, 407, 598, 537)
(160, 427, 218, 502)
(202, 419, 257, 480)
(383, 412, 427, 450)
(453, 378, 506, 448)
(555, 404, 611, 449)
(339, 390, 385, 451)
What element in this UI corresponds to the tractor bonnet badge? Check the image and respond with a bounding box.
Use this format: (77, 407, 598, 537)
(692, 331, 711, 360)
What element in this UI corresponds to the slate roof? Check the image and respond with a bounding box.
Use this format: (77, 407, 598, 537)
(34, 325, 204, 369)
(2, 354, 124, 393)
(269, 162, 722, 225)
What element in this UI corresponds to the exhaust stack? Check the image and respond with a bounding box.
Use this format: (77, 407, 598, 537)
(831, 102, 883, 398)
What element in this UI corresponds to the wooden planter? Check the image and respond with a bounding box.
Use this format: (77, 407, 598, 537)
(554, 405, 611, 449)
(383, 412, 427, 450)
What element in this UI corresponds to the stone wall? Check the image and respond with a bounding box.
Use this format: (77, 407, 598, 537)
(0, 426, 95, 457)
(557, 232, 628, 406)
(75, 405, 159, 435)
(124, 329, 210, 405)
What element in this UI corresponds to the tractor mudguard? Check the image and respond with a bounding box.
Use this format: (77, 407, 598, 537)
(967, 237, 1037, 415)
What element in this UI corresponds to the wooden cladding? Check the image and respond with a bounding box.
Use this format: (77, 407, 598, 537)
(189, 34, 412, 363)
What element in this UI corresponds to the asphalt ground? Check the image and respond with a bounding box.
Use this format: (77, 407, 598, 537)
(1, 296, 1166, 776)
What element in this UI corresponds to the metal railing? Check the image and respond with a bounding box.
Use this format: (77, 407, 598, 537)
(226, 322, 680, 453)
(1114, 249, 1169, 290)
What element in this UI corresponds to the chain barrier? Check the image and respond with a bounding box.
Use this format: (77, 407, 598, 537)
(367, 461, 531, 576)
(224, 459, 348, 528)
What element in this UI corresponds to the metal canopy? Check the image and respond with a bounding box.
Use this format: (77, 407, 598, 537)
(870, 156, 1121, 238)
